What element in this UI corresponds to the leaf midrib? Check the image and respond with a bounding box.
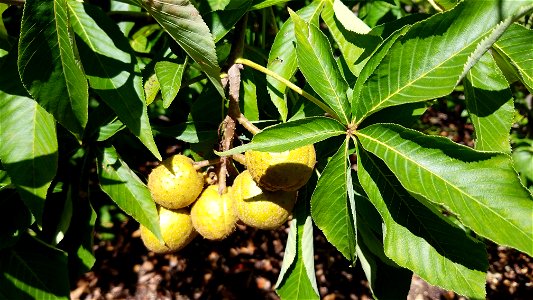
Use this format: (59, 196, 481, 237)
(356, 130, 529, 239)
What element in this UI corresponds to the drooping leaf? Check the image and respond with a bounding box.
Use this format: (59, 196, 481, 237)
(0, 235, 69, 300)
(492, 24, 533, 94)
(356, 124, 533, 256)
(155, 59, 187, 108)
(18, 0, 89, 137)
(267, 1, 322, 122)
(353, 181, 413, 300)
(68, 1, 161, 160)
(321, 0, 370, 77)
(353, 0, 533, 124)
(464, 52, 513, 153)
(311, 138, 356, 261)
(216, 116, 346, 155)
(357, 145, 488, 298)
(290, 8, 351, 124)
(96, 146, 162, 242)
(135, 0, 224, 96)
(276, 182, 319, 299)
(0, 50, 58, 224)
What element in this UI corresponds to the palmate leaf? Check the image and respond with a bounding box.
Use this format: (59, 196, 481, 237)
(356, 124, 533, 256)
(267, 1, 322, 122)
(353, 0, 533, 124)
(0, 234, 69, 300)
(276, 181, 319, 299)
(97, 146, 162, 242)
(68, 1, 161, 160)
(216, 116, 346, 155)
(18, 0, 88, 137)
(290, 8, 351, 124)
(0, 50, 58, 224)
(135, 0, 224, 96)
(357, 145, 488, 298)
(465, 52, 513, 153)
(492, 24, 533, 94)
(311, 139, 356, 261)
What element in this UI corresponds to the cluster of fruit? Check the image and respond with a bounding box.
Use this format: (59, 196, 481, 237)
(139, 145, 316, 253)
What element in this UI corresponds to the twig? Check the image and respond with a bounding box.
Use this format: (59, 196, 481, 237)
(234, 57, 340, 121)
(193, 158, 222, 170)
(237, 114, 261, 135)
(232, 153, 247, 166)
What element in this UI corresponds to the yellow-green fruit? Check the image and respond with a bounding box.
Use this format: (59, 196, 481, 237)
(191, 185, 237, 240)
(245, 144, 316, 191)
(232, 170, 297, 230)
(140, 207, 197, 253)
(147, 154, 204, 209)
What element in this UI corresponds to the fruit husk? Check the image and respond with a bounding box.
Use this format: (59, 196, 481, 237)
(245, 144, 315, 191)
(147, 154, 204, 209)
(232, 170, 297, 230)
(191, 185, 237, 240)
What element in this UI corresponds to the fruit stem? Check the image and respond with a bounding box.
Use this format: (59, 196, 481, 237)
(193, 159, 222, 170)
(231, 153, 246, 166)
(234, 58, 340, 121)
(236, 114, 261, 135)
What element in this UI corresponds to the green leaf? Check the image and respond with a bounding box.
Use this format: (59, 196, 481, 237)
(357, 145, 488, 298)
(321, 0, 370, 77)
(135, 0, 223, 96)
(216, 116, 346, 155)
(276, 183, 319, 299)
(493, 24, 533, 94)
(97, 146, 162, 242)
(353, 0, 533, 124)
(18, 0, 89, 137)
(513, 144, 533, 183)
(240, 67, 259, 121)
(356, 124, 533, 256)
(290, 8, 351, 124)
(251, 0, 291, 10)
(0, 235, 69, 300)
(204, 0, 252, 43)
(0, 50, 58, 224)
(311, 138, 356, 261)
(464, 52, 513, 153)
(68, 1, 161, 160)
(267, 1, 322, 122)
(155, 59, 187, 108)
(153, 122, 218, 144)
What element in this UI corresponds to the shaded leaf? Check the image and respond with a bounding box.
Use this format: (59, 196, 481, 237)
(311, 139, 356, 261)
(153, 122, 218, 144)
(357, 144, 488, 298)
(97, 146, 162, 241)
(0, 50, 58, 224)
(68, 1, 161, 160)
(18, 0, 88, 137)
(204, 0, 252, 42)
(135, 0, 223, 95)
(217, 117, 346, 155)
(0, 235, 69, 300)
(465, 52, 513, 153)
(357, 124, 533, 255)
(291, 9, 351, 124)
(0, 191, 32, 250)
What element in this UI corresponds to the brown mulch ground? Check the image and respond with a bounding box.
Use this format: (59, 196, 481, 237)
(71, 99, 533, 300)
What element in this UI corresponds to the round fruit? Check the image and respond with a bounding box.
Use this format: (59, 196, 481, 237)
(232, 170, 297, 230)
(147, 154, 204, 209)
(140, 206, 197, 253)
(191, 185, 237, 240)
(245, 144, 316, 191)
